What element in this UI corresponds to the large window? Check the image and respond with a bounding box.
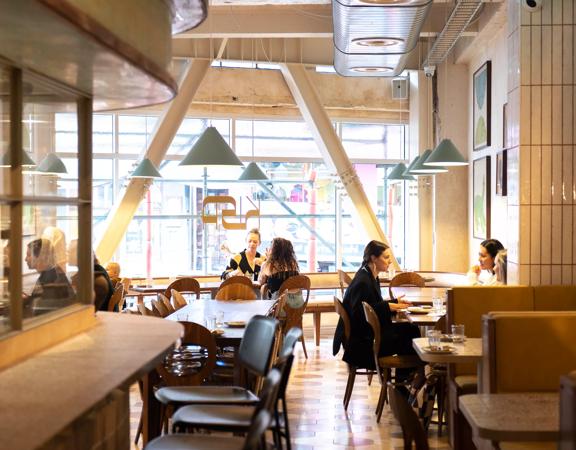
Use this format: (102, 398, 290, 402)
(55, 114, 412, 278)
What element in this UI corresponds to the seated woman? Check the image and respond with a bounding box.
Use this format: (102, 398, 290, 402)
(332, 240, 420, 375)
(105, 261, 121, 288)
(221, 228, 266, 281)
(258, 237, 299, 299)
(468, 239, 506, 285)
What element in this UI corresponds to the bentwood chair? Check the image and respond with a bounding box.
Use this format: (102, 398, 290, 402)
(215, 283, 258, 300)
(388, 272, 425, 301)
(164, 277, 201, 301)
(107, 283, 125, 312)
(220, 275, 255, 289)
(388, 383, 430, 450)
(275, 275, 310, 358)
(337, 270, 352, 297)
(151, 298, 171, 317)
(334, 297, 374, 410)
(136, 301, 160, 317)
(170, 289, 187, 310)
(362, 302, 425, 423)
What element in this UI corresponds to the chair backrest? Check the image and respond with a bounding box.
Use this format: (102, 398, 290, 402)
(242, 410, 272, 450)
(164, 277, 200, 300)
(157, 322, 217, 387)
(277, 275, 311, 302)
(279, 327, 303, 361)
(107, 283, 125, 312)
(534, 285, 576, 311)
(220, 275, 254, 289)
(447, 286, 534, 377)
(158, 293, 175, 315)
(215, 283, 257, 300)
(170, 289, 187, 310)
(388, 384, 430, 450)
(238, 315, 279, 378)
(338, 270, 352, 297)
(136, 302, 158, 317)
(389, 272, 425, 300)
(362, 302, 382, 376)
(280, 289, 308, 332)
(334, 296, 351, 349)
(120, 277, 131, 294)
(482, 311, 576, 393)
(151, 298, 170, 317)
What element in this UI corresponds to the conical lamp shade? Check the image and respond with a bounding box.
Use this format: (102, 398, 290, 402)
(179, 126, 243, 167)
(0, 149, 36, 168)
(402, 155, 420, 177)
(130, 158, 162, 178)
(425, 138, 468, 166)
(387, 163, 416, 181)
(239, 162, 268, 181)
(36, 153, 67, 175)
(410, 149, 448, 174)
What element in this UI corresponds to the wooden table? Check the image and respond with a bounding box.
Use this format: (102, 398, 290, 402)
(403, 311, 444, 326)
(165, 299, 275, 345)
(412, 337, 483, 364)
(459, 393, 559, 442)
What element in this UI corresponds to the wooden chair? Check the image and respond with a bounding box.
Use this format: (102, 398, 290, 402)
(107, 283, 125, 312)
(388, 272, 425, 301)
(220, 275, 254, 289)
(274, 290, 309, 361)
(277, 275, 310, 358)
(120, 277, 131, 294)
(362, 302, 425, 423)
(164, 277, 200, 300)
(338, 269, 352, 297)
(388, 383, 429, 450)
(151, 298, 171, 317)
(136, 301, 159, 317)
(215, 283, 257, 300)
(158, 293, 175, 315)
(171, 289, 187, 310)
(334, 296, 374, 410)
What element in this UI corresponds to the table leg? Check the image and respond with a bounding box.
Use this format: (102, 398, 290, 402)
(142, 369, 162, 445)
(313, 312, 321, 346)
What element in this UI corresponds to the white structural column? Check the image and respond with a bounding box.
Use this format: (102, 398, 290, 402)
(96, 59, 211, 263)
(279, 63, 399, 269)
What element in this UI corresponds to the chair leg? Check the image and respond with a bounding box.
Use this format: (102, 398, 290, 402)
(282, 396, 292, 450)
(134, 411, 143, 445)
(300, 334, 308, 359)
(367, 372, 373, 386)
(376, 369, 389, 423)
(436, 375, 446, 436)
(343, 367, 357, 410)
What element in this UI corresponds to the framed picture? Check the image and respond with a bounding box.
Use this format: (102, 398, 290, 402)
(496, 150, 507, 196)
(473, 157, 491, 239)
(473, 61, 491, 150)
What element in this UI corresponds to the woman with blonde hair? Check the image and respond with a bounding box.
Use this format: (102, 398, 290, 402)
(221, 228, 265, 281)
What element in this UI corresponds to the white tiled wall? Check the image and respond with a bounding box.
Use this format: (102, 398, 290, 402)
(507, 0, 575, 285)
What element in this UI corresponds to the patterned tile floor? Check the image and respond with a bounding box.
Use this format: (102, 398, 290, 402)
(130, 335, 451, 449)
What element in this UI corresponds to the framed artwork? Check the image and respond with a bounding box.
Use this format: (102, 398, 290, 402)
(473, 61, 491, 150)
(473, 157, 491, 239)
(496, 150, 507, 196)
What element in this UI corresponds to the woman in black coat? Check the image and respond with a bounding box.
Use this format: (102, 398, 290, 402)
(333, 240, 420, 371)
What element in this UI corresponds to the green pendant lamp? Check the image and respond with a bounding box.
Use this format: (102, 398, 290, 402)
(425, 138, 468, 166)
(239, 162, 268, 181)
(0, 150, 36, 168)
(409, 149, 448, 174)
(130, 158, 162, 178)
(36, 153, 67, 175)
(402, 155, 421, 177)
(387, 163, 416, 181)
(180, 126, 243, 167)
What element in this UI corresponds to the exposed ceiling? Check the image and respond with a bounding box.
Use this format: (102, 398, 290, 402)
(173, 0, 504, 71)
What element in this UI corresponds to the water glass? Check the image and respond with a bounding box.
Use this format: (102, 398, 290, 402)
(432, 297, 444, 312)
(216, 310, 225, 327)
(205, 315, 216, 330)
(426, 329, 441, 348)
(451, 324, 466, 343)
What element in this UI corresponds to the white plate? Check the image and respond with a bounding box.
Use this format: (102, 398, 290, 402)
(422, 345, 456, 354)
(407, 306, 433, 315)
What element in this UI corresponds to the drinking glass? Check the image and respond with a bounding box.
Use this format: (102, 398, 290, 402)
(451, 324, 466, 343)
(426, 329, 441, 348)
(216, 310, 225, 327)
(205, 315, 216, 330)
(432, 297, 444, 312)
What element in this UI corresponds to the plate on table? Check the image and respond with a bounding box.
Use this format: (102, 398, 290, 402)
(423, 345, 456, 354)
(407, 306, 433, 315)
(225, 321, 246, 328)
(211, 329, 225, 336)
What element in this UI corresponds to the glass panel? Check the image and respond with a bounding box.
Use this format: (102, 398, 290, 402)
(23, 74, 79, 198)
(118, 115, 157, 154)
(93, 114, 113, 153)
(0, 203, 10, 335)
(0, 66, 10, 197)
(235, 120, 320, 159)
(341, 123, 405, 160)
(22, 203, 79, 319)
(166, 118, 230, 155)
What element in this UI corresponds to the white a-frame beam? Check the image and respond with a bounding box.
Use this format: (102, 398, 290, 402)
(279, 63, 400, 269)
(96, 59, 211, 263)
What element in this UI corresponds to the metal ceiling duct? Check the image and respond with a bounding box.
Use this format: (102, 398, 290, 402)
(423, 0, 483, 69)
(332, 0, 432, 77)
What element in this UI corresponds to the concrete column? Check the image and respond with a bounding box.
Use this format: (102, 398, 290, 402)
(95, 58, 211, 263)
(279, 63, 399, 269)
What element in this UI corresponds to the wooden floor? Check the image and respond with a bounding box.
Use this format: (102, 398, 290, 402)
(130, 335, 451, 449)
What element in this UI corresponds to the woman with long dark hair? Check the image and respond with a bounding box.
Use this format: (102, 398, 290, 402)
(333, 240, 420, 371)
(258, 237, 299, 298)
(468, 238, 506, 285)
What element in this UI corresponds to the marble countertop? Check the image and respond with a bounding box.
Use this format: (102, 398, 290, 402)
(413, 337, 482, 363)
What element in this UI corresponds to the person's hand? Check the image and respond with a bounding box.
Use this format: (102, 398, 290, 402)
(389, 302, 408, 311)
(470, 265, 481, 275)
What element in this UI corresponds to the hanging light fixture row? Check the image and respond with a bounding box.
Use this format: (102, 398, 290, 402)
(386, 138, 468, 181)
